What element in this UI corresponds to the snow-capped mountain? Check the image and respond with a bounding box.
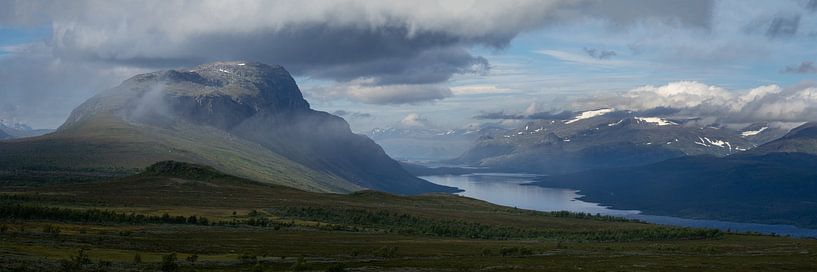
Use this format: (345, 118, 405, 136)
(452, 109, 773, 174)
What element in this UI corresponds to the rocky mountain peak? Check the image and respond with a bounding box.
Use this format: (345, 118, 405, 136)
(63, 61, 310, 130)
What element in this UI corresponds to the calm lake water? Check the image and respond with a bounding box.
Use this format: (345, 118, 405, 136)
(422, 173, 817, 238)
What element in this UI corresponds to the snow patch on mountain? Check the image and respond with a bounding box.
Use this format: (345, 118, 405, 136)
(741, 126, 767, 137)
(565, 108, 614, 124)
(635, 117, 677, 126)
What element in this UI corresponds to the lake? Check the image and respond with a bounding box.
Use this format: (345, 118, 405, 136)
(422, 173, 817, 238)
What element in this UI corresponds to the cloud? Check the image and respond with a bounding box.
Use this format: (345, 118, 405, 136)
(474, 110, 573, 120)
(4, 0, 815, 128)
(308, 79, 452, 104)
(783, 61, 817, 74)
(0, 50, 149, 128)
(474, 102, 573, 120)
(766, 15, 800, 39)
(575, 81, 817, 124)
(450, 85, 514, 95)
(331, 110, 373, 119)
(400, 113, 434, 128)
(534, 49, 636, 67)
(583, 47, 617, 60)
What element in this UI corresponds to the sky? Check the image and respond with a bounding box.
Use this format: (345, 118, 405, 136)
(1, 0, 816, 131)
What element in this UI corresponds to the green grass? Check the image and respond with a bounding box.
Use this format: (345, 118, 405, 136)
(0, 114, 357, 193)
(1, 162, 816, 271)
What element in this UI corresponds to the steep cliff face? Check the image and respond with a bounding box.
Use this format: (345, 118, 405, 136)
(3, 61, 454, 194)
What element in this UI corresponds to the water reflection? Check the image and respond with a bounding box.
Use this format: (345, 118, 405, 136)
(422, 173, 817, 238)
(422, 173, 639, 216)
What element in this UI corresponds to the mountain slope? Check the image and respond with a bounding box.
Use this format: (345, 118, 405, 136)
(454, 109, 756, 174)
(743, 122, 817, 155)
(0, 61, 453, 194)
(532, 122, 817, 228)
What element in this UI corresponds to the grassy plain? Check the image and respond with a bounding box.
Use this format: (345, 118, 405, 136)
(1, 162, 816, 271)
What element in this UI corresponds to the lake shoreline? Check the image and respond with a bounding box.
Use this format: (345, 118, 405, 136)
(423, 172, 817, 238)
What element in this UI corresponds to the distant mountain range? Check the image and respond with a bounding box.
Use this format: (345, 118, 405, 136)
(451, 108, 789, 174)
(0, 120, 54, 139)
(0, 61, 454, 195)
(532, 122, 817, 228)
(366, 125, 506, 161)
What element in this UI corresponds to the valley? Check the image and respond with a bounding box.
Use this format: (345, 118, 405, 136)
(1, 61, 816, 271)
(3, 161, 817, 271)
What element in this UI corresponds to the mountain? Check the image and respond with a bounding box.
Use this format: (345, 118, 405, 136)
(0, 120, 54, 139)
(742, 122, 817, 155)
(738, 122, 790, 146)
(453, 109, 757, 174)
(366, 125, 506, 161)
(532, 122, 817, 228)
(0, 61, 454, 194)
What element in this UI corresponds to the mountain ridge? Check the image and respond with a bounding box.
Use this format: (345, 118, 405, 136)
(452, 109, 781, 174)
(531, 122, 817, 228)
(0, 61, 454, 194)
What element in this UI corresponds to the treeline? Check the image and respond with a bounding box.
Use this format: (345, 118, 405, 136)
(0, 204, 723, 242)
(273, 207, 723, 241)
(526, 210, 636, 222)
(0, 204, 211, 225)
(275, 206, 528, 239)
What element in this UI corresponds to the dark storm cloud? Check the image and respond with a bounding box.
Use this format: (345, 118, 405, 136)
(577, 0, 715, 29)
(60, 24, 494, 84)
(0, 0, 729, 127)
(783, 61, 817, 74)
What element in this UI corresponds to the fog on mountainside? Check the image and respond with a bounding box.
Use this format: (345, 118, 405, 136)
(0, 61, 455, 195)
(3, 1, 817, 270)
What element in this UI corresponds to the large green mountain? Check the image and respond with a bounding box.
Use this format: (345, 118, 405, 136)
(532, 122, 817, 228)
(0, 61, 454, 194)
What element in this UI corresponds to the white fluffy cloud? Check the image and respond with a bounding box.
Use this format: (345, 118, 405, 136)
(577, 81, 817, 124)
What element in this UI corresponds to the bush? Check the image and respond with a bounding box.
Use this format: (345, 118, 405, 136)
(186, 253, 199, 263)
(60, 249, 92, 271)
(42, 224, 61, 235)
(290, 256, 308, 271)
(161, 253, 178, 272)
(239, 253, 257, 264)
(325, 263, 347, 272)
(374, 246, 399, 258)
